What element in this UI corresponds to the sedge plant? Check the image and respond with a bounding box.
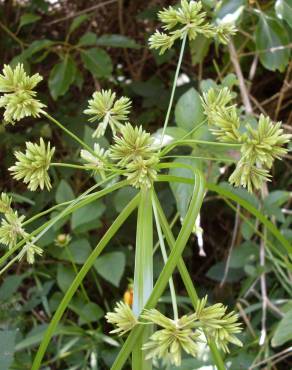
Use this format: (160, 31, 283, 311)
(0, 1, 291, 369)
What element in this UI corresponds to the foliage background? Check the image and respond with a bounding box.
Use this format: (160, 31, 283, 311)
(0, 0, 291, 369)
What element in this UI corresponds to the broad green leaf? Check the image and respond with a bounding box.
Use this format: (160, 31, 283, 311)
(0, 330, 16, 370)
(113, 187, 138, 213)
(263, 190, 290, 222)
(19, 13, 41, 29)
(96, 34, 140, 49)
(21, 39, 54, 59)
(71, 199, 105, 233)
(54, 239, 92, 264)
(175, 88, 205, 132)
(78, 32, 98, 46)
(206, 262, 244, 282)
(216, 0, 245, 24)
(81, 48, 113, 78)
(272, 309, 292, 346)
(55, 179, 75, 204)
(169, 158, 202, 218)
(94, 251, 126, 287)
(48, 55, 77, 100)
(78, 302, 104, 325)
(68, 14, 88, 35)
(0, 275, 23, 301)
(229, 242, 258, 268)
(189, 35, 210, 66)
(275, 0, 292, 27)
(255, 14, 290, 72)
(57, 264, 75, 292)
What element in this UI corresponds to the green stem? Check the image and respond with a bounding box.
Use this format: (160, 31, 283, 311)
(152, 195, 178, 320)
(132, 188, 153, 369)
(31, 194, 140, 370)
(159, 33, 187, 148)
(153, 194, 226, 370)
(111, 169, 205, 370)
(51, 163, 88, 170)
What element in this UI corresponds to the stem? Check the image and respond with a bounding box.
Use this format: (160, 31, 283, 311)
(31, 194, 140, 370)
(51, 163, 88, 170)
(152, 195, 178, 320)
(159, 33, 187, 148)
(132, 188, 153, 369)
(111, 169, 205, 370)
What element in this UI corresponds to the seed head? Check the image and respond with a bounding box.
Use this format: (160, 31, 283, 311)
(9, 138, 55, 191)
(105, 301, 138, 336)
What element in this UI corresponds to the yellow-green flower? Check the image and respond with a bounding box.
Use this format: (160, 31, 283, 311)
(80, 143, 109, 178)
(0, 210, 25, 249)
(84, 89, 131, 138)
(0, 63, 45, 125)
(110, 123, 159, 188)
(141, 309, 201, 366)
(9, 138, 55, 191)
(105, 301, 138, 336)
(0, 192, 12, 214)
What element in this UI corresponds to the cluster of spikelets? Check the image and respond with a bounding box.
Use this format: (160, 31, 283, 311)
(83, 90, 159, 189)
(201, 87, 291, 192)
(106, 296, 242, 366)
(0, 193, 42, 263)
(0, 64, 45, 125)
(149, 0, 236, 55)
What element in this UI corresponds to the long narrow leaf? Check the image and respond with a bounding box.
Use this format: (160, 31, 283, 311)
(31, 194, 140, 370)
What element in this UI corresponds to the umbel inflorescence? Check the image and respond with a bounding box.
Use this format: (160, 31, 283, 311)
(201, 87, 291, 192)
(149, 0, 236, 55)
(106, 296, 242, 366)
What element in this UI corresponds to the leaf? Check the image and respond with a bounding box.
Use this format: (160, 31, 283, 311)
(94, 252, 126, 287)
(96, 34, 140, 49)
(48, 55, 77, 100)
(78, 302, 104, 325)
(55, 179, 75, 204)
(272, 309, 292, 346)
(56, 239, 92, 264)
(68, 14, 88, 35)
(0, 330, 16, 370)
(57, 264, 75, 292)
(78, 32, 98, 47)
(255, 14, 290, 72)
(216, 0, 245, 24)
(0, 275, 23, 301)
(22, 39, 54, 59)
(229, 242, 258, 268)
(175, 88, 205, 132)
(71, 199, 105, 233)
(169, 158, 202, 218)
(275, 0, 292, 27)
(81, 48, 113, 78)
(113, 187, 138, 213)
(19, 13, 41, 29)
(206, 262, 244, 282)
(189, 35, 211, 66)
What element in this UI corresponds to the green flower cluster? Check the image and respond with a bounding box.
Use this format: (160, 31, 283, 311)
(106, 296, 242, 366)
(202, 87, 291, 192)
(110, 123, 159, 188)
(0, 193, 42, 263)
(80, 143, 109, 178)
(9, 138, 55, 191)
(149, 0, 236, 55)
(0, 64, 45, 125)
(84, 89, 131, 138)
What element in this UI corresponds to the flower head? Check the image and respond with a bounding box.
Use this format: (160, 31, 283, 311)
(0, 192, 12, 214)
(105, 301, 138, 336)
(141, 309, 201, 366)
(149, 1, 236, 54)
(9, 138, 55, 191)
(201, 87, 240, 142)
(110, 123, 159, 188)
(0, 210, 25, 249)
(84, 90, 131, 138)
(0, 64, 45, 125)
(80, 143, 109, 178)
(195, 296, 242, 353)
